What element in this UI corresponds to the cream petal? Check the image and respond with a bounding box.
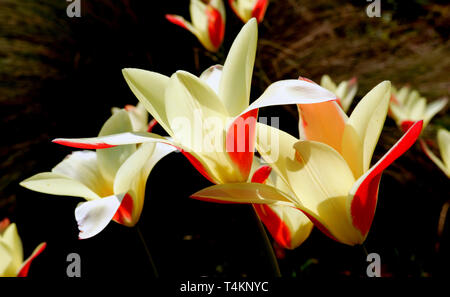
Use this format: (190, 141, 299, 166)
(114, 142, 177, 225)
(437, 128, 450, 171)
(346, 81, 391, 173)
(240, 79, 337, 118)
(219, 18, 257, 116)
(122, 68, 173, 135)
(1, 223, 23, 270)
(96, 110, 136, 185)
(191, 182, 296, 206)
(20, 172, 102, 201)
(424, 97, 448, 127)
(0, 242, 14, 276)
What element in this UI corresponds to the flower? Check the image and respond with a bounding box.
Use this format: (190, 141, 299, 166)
(191, 81, 423, 246)
(20, 110, 176, 239)
(112, 102, 149, 132)
(320, 75, 358, 113)
(228, 0, 269, 23)
(420, 128, 450, 178)
(389, 85, 447, 132)
(166, 0, 226, 52)
(0, 218, 46, 277)
(51, 19, 337, 186)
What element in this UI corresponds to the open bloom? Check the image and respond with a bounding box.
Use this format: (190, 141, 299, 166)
(0, 218, 46, 277)
(389, 85, 447, 132)
(320, 75, 358, 113)
(51, 19, 337, 186)
(20, 110, 176, 239)
(420, 128, 450, 178)
(228, 0, 269, 23)
(166, 0, 226, 52)
(191, 81, 423, 246)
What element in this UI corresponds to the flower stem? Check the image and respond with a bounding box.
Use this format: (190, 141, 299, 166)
(136, 225, 159, 278)
(251, 206, 282, 277)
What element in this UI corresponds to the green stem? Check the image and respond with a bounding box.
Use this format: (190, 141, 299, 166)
(136, 225, 159, 278)
(251, 206, 282, 277)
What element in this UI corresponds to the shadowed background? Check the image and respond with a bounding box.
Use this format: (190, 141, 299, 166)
(0, 0, 449, 278)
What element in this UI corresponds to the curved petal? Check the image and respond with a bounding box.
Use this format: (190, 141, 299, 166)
(348, 120, 423, 239)
(437, 128, 450, 170)
(75, 193, 126, 239)
(226, 109, 258, 181)
(345, 81, 391, 173)
(240, 79, 337, 117)
(1, 223, 23, 270)
(424, 97, 448, 127)
(17, 242, 46, 277)
(219, 18, 257, 116)
(292, 140, 361, 245)
(254, 204, 313, 249)
(122, 68, 172, 135)
(114, 142, 177, 225)
(420, 139, 449, 177)
(199, 65, 223, 95)
(191, 182, 295, 206)
(320, 75, 337, 92)
(256, 123, 359, 245)
(53, 131, 168, 149)
(20, 172, 102, 201)
(0, 242, 13, 276)
(96, 110, 136, 185)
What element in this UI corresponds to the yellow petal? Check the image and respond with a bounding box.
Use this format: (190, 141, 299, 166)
(1, 223, 23, 271)
(346, 81, 391, 173)
(292, 141, 361, 245)
(320, 75, 337, 92)
(421, 139, 449, 177)
(20, 172, 102, 201)
(219, 18, 257, 116)
(438, 129, 450, 171)
(122, 68, 173, 135)
(191, 182, 296, 206)
(0, 242, 14, 276)
(114, 142, 177, 225)
(97, 110, 136, 185)
(424, 97, 448, 128)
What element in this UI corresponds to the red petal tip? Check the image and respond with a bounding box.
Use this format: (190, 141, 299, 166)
(52, 139, 117, 149)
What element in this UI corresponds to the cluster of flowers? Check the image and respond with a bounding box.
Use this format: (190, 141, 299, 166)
(3, 2, 448, 276)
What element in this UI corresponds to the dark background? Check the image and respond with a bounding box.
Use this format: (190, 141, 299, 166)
(0, 0, 449, 279)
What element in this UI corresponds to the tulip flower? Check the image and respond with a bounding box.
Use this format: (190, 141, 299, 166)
(191, 81, 423, 246)
(0, 218, 46, 277)
(50, 19, 337, 187)
(20, 110, 176, 239)
(112, 102, 149, 132)
(166, 0, 226, 52)
(389, 85, 447, 132)
(228, 0, 269, 23)
(250, 163, 314, 249)
(320, 75, 358, 113)
(420, 129, 450, 178)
